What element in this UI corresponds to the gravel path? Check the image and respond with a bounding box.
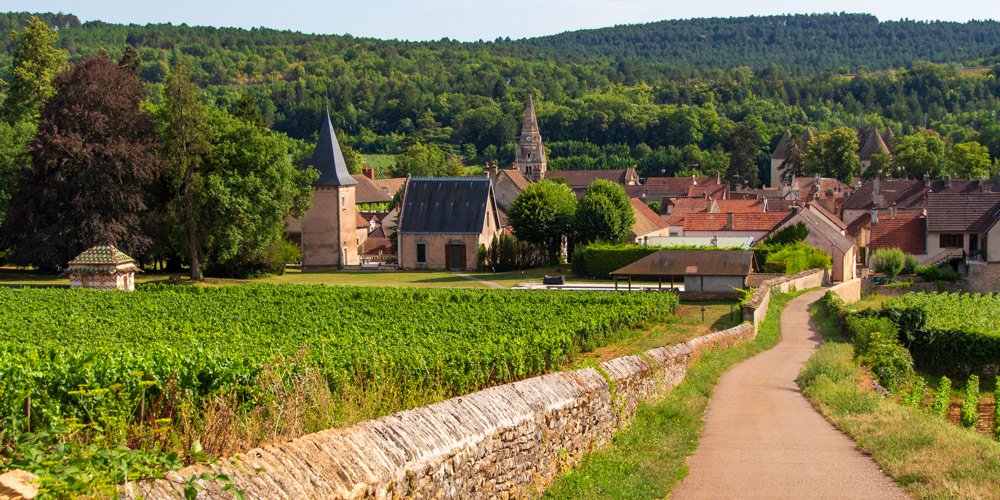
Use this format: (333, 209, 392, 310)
(672, 290, 908, 499)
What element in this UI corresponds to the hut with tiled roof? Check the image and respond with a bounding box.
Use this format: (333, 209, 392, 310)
(65, 245, 141, 291)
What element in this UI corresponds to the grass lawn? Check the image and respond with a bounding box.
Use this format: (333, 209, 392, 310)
(544, 291, 808, 499)
(801, 296, 1000, 498)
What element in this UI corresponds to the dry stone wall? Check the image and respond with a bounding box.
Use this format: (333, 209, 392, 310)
(137, 277, 798, 500)
(742, 269, 825, 328)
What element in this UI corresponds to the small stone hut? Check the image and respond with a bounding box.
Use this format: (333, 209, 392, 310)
(65, 245, 141, 291)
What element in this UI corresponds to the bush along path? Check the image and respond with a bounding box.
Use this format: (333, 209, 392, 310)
(672, 290, 907, 499)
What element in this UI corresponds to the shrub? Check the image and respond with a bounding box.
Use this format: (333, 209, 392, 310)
(205, 239, 299, 278)
(961, 374, 980, 428)
(845, 315, 913, 390)
(871, 247, 905, 277)
(480, 234, 547, 272)
(845, 315, 899, 355)
(932, 376, 952, 418)
(902, 377, 927, 408)
(915, 264, 960, 283)
(764, 222, 808, 246)
(901, 254, 919, 275)
(756, 241, 831, 274)
(995, 376, 1000, 441)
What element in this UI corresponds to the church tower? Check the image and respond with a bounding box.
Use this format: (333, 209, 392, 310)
(513, 95, 547, 181)
(301, 110, 360, 270)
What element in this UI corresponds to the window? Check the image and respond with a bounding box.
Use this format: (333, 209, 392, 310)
(940, 234, 963, 248)
(416, 242, 426, 263)
(341, 194, 346, 210)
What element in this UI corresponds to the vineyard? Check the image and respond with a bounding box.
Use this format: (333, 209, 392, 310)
(881, 292, 1000, 374)
(0, 285, 677, 446)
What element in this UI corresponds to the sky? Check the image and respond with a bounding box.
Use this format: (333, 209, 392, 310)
(5, 0, 1000, 42)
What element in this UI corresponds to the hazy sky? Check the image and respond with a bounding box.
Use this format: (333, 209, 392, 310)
(6, 1, 1000, 41)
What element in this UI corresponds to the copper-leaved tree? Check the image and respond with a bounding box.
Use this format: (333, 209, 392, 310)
(0, 56, 163, 271)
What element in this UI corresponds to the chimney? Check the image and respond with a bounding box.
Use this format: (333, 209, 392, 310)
(716, 170, 721, 184)
(871, 178, 880, 206)
(711, 235, 718, 247)
(763, 198, 768, 213)
(706, 196, 713, 212)
(945, 174, 952, 188)
(923, 172, 930, 189)
(692, 173, 698, 185)
(726, 212, 734, 230)
(979, 175, 987, 193)
(890, 202, 897, 220)
(362, 166, 376, 180)
(870, 208, 879, 226)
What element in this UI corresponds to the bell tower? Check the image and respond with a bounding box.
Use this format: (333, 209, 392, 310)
(301, 110, 360, 270)
(513, 95, 547, 182)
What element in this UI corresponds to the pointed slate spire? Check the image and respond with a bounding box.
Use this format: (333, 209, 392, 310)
(519, 94, 541, 141)
(310, 109, 357, 187)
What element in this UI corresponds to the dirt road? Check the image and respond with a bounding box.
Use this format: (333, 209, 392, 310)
(672, 290, 908, 499)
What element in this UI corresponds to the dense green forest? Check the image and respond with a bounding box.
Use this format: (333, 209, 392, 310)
(2, 11, 1000, 182)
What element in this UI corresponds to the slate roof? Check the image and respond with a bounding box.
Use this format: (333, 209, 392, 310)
(858, 127, 891, 159)
(842, 179, 1000, 211)
(611, 249, 754, 277)
(309, 110, 357, 187)
(630, 198, 669, 238)
(399, 178, 497, 234)
(65, 245, 140, 274)
(683, 212, 792, 232)
(546, 168, 639, 192)
(925, 192, 1000, 233)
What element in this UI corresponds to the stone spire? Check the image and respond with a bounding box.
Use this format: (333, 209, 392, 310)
(514, 94, 547, 181)
(310, 109, 357, 187)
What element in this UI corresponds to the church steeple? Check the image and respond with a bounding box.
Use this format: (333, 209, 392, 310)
(310, 109, 357, 187)
(514, 95, 547, 181)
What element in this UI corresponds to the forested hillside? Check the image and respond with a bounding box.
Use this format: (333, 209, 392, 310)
(2, 11, 1000, 182)
(527, 13, 1000, 73)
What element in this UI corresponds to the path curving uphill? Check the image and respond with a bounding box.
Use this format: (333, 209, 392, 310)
(672, 290, 908, 499)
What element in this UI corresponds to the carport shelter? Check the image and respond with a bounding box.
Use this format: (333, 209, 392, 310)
(610, 249, 754, 292)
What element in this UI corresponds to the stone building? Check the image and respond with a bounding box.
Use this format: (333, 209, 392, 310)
(299, 111, 360, 270)
(397, 178, 501, 271)
(513, 95, 547, 182)
(65, 244, 140, 291)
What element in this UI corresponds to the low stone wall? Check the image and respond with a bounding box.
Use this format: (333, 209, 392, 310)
(137, 321, 761, 499)
(742, 269, 826, 328)
(744, 273, 784, 287)
(827, 278, 862, 304)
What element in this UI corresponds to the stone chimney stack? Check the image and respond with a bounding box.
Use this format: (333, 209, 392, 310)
(924, 172, 931, 189)
(362, 166, 376, 180)
(890, 202, 897, 220)
(726, 212, 734, 230)
(871, 178, 880, 206)
(870, 208, 879, 226)
(762, 198, 768, 213)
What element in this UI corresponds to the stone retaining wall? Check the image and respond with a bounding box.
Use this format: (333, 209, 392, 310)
(136, 304, 763, 499)
(742, 269, 826, 328)
(827, 278, 862, 304)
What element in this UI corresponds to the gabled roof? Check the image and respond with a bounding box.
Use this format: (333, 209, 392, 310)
(356, 213, 370, 229)
(858, 127, 891, 159)
(500, 168, 531, 191)
(65, 245, 140, 274)
(611, 249, 754, 276)
(352, 174, 394, 204)
(309, 110, 357, 187)
(630, 198, 669, 238)
(766, 209, 855, 254)
(926, 192, 1000, 233)
(869, 211, 927, 255)
(399, 178, 497, 234)
(546, 168, 638, 191)
(807, 201, 848, 231)
(683, 212, 792, 232)
(842, 179, 1000, 211)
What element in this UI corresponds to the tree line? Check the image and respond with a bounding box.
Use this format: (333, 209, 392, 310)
(0, 17, 313, 277)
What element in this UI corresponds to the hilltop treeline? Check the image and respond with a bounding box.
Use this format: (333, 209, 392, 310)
(1, 11, 1000, 181)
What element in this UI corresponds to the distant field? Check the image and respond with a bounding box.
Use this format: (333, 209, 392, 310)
(361, 153, 397, 178)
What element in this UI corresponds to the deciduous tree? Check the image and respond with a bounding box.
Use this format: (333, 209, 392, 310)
(509, 180, 577, 263)
(0, 56, 163, 270)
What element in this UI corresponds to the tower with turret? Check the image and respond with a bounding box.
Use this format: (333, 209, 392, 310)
(513, 95, 547, 182)
(301, 110, 360, 270)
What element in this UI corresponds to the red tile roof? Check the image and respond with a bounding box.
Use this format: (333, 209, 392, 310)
(630, 198, 669, 237)
(869, 211, 927, 255)
(683, 212, 792, 232)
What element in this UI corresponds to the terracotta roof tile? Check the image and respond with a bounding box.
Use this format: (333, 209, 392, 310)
(683, 212, 792, 232)
(630, 198, 669, 238)
(870, 212, 927, 254)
